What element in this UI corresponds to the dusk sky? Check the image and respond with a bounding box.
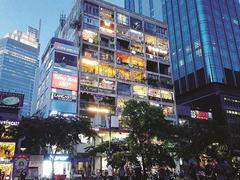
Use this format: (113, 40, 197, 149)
(0, 0, 124, 57)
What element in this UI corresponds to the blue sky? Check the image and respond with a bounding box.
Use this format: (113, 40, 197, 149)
(0, 0, 74, 56)
(0, 0, 124, 57)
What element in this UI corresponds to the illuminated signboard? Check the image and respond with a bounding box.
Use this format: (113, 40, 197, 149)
(51, 72, 78, 91)
(0, 92, 24, 108)
(53, 42, 79, 54)
(0, 142, 16, 158)
(51, 93, 77, 102)
(191, 110, 213, 120)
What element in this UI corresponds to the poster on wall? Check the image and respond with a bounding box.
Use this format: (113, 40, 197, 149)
(0, 142, 16, 158)
(13, 154, 30, 178)
(51, 71, 78, 91)
(0, 163, 13, 177)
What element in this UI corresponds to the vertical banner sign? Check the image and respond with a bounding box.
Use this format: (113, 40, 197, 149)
(13, 154, 30, 178)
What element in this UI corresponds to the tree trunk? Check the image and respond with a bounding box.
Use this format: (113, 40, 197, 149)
(51, 158, 55, 180)
(141, 155, 147, 180)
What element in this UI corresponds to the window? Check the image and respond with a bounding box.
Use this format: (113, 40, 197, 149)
(99, 78, 115, 94)
(130, 29, 143, 43)
(130, 17, 143, 31)
(117, 52, 130, 66)
(100, 34, 115, 49)
(100, 7, 114, 21)
(130, 42, 144, 56)
(100, 20, 115, 34)
(83, 16, 99, 30)
(117, 38, 130, 52)
(133, 85, 147, 98)
(98, 64, 115, 78)
(55, 52, 77, 67)
(116, 68, 130, 80)
(117, 25, 130, 38)
(160, 90, 173, 102)
(100, 49, 114, 63)
(144, 22, 156, 35)
(51, 100, 76, 114)
(84, 1, 99, 16)
(147, 60, 158, 73)
(117, 82, 131, 96)
(82, 44, 98, 59)
(117, 13, 129, 26)
(82, 29, 98, 44)
(80, 76, 98, 92)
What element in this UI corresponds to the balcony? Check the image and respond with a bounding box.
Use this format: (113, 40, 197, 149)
(117, 38, 130, 52)
(100, 35, 115, 49)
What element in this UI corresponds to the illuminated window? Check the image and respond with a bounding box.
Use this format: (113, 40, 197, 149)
(80, 76, 98, 92)
(82, 44, 98, 59)
(116, 68, 130, 80)
(117, 52, 130, 66)
(81, 58, 98, 74)
(98, 64, 115, 78)
(82, 29, 98, 44)
(131, 56, 144, 69)
(131, 70, 145, 83)
(160, 90, 173, 102)
(100, 49, 114, 63)
(117, 13, 129, 26)
(133, 85, 147, 98)
(148, 88, 161, 100)
(99, 78, 115, 91)
(130, 42, 144, 56)
(100, 7, 114, 21)
(130, 29, 144, 43)
(145, 34, 156, 46)
(100, 20, 115, 34)
(162, 105, 174, 116)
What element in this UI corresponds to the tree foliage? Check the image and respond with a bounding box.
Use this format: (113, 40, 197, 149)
(14, 115, 96, 155)
(121, 100, 175, 175)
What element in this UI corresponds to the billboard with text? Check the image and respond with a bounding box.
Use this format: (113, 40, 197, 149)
(51, 72, 78, 91)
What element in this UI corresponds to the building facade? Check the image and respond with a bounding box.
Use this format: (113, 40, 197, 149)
(0, 27, 40, 116)
(36, 38, 79, 118)
(45, 0, 176, 171)
(125, 0, 163, 21)
(163, 0, 240, 149)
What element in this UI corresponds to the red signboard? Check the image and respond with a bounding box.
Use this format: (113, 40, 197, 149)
(191, 110, 213, 120)
(51, 72, 78, 91)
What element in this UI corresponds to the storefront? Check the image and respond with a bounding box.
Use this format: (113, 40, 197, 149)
(42, 155, 71, 179)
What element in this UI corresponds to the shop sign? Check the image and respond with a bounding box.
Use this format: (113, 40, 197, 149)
(52, 71, 78, 91)
(53, 42, 79, 54)
(0, 142, 16, 158)
(0, 92, 24, 108)
(52, 93, 77, 102)
(0, 120, 19, 126)
(13, 154, 30, 178)
(49, 155, 70, 161)
(191, 110, 213, 120)
(0, 163, 13, 176)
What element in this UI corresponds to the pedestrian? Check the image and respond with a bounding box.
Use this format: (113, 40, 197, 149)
(118, 161, 126, 180)
(107, 161, 113, 180)
(133, 161, 142, 180)
(20, 170, 27, 180)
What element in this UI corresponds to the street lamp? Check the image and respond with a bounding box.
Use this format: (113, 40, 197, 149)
(87, 106, 113, 160)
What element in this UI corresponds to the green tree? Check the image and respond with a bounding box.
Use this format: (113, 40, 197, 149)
(14, 115, 96, 177)
(121, 100, 174, 177)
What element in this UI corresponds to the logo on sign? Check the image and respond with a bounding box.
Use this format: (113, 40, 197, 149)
(52, 93, 77, 102)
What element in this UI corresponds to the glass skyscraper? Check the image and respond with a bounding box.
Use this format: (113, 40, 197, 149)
(0, 27, 40, 116)
(125, 0, 163, 21)
(163, 0, 240, 149)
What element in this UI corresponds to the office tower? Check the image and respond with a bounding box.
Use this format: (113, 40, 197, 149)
(36, 38, 79, 118)
(163, 0, 240, 149)
(0, 27, 40, 116)
(124, 0, 163, 20)
(53, 0, 176, 170)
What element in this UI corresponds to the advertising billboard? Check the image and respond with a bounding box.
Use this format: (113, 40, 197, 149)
(0, 142, 16, 158)
(13, 154, 30, 178)
(0, 92, 24, 108)
(51, 72, 78, 91)
(191, 110, 213, 120)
